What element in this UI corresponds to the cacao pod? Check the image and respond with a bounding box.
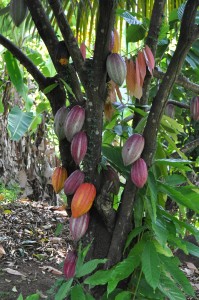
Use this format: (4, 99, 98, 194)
(122, 134, 145, 166)
(109, 31, 114, 52)
(80, 41, 86, 60)
(54, 106, 69, 140)
(71, 131, 88, 165)
(165, 103, 175, 119)
(55, 41, 70, 66)
(103, 165, 120, 195)
(64, 105, 85, 142)
(131, 158, 148, 188)
(190, 96, 199, 121)
(10, 0, 28, 27)
(69, 212, 90, 241)
(143, 45, 155, 75)
(64, 170, 85, 195)
(106, 53, 126, 86)
(63, 250, 77, 279)
(112, 28, 120, 53)
(52, 167, 68, 194)
(71, 183, 96, 218)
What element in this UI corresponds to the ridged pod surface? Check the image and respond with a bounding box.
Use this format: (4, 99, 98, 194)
(64, 170, 85, 195)
(71, 183, 96, 218)
(64, 105, 85, 142)
(131, 158, 148, 188)
(54, 106, 69, 140)
(52, 167, 68, 194)
(63, 250, 77, 279)
(190, 96, 199, 121)
(10, 0, 28, 27)
(106, 53, 126, 86)
(69, 212, 90, 241)
(71, 131, 88, 165)
(122, 134, 145, 166)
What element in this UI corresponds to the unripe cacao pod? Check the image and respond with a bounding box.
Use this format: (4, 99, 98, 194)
(122, 134, 145, 166)
(131, 158, 148, 188)
(165, 103, 175, 119)
(64, 170, 85, 195)
(69, 212, 90, 241)
(103, 165, 120, 195)
(190, 96, 199, 121)
(63, 250, 77, 279)
(10, 0, 28, 27)
(106, 53, 126, 86)
(71, 131, 88, 165)
(64, 105, 85, 142)
(71, 183, 96, 218)
(54, 106, 69, 140)
(52, 167, 68, 194)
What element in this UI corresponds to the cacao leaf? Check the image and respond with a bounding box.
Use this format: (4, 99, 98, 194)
(54, 279, 73, 300)
(158, 273, 186, 300)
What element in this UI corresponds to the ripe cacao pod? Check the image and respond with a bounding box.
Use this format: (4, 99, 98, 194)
(106, 53, 126, 86)
(103, 165, 120, 195)
(71, 183, 96, 218)
(64, 170, 85, 195)
(63, 250, 77, 279)
(131, 158, 148, 188)
(52, 167, 68, 194)
(55, 41, 70, 66)
(122, 134, 145, 166)
(64, 105, 85, 142)
(69, 212, 90, 241)
(71, 131, 88, 165)
(165, 103, 175, 119)
(190, 96, 199, 121)
(54, 106, 69, 140)
(112, 28, 120, 53)
(10, 0, 28, 27)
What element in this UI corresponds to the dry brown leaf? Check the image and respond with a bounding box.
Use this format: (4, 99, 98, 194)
(183, 267, 194, 276)
(0, 244, 6, 258)
(3, 268, 26, 277)
(41, 266, 63, 275)
(194, 283, 199, 290)
(185, 262, 198, 271)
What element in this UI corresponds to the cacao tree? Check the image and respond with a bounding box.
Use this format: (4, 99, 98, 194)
(0, 0, 199, 299)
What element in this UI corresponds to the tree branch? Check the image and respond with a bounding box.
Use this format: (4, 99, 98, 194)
(171, 138, 199, 158)
(154, 68, 199, 94)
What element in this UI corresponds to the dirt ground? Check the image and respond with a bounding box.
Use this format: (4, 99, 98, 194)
(0, 199, 199, 300)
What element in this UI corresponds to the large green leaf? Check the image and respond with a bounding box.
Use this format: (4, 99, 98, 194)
(54, 279, 73, 300)
(71, 285, 86, 300)
(185, 241, 199, 258)
(115, 291, 132, 300)
(124, 225, 147, 252)
(84, 269, 113, 286)
(158, 273, 186, 300)
(7, 106, 34, 141)
(147, 171, 157, 222)
(141, 241, 161, 290)
(76, 258, 107, 278)
(126, 24, 146, 43)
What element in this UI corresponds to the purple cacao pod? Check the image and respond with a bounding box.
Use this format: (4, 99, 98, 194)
(54, 106, 69, 140)
(190, 96, 199, 121)
(71, 131, 88, 165)
(63, 250, 77, 279)
(64, 170, 85, 195)
(106, 53, 126, 86)
(109, 30, 114, 52)
(122, 134, 145, 166)
(103, 165, 120, 195)
(64, 105, 85, 142)
(131, 158, 148, 188)
(165, 103, 175, 119)
(69, 212, 90, 241)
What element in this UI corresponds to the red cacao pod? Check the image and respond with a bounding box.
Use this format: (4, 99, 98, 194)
(190, 96, 199, 121)
(69, 212, 90, 241)
(64, 170, 85, 195)
(165, 103, 175, 119)
(52, 167, 68, 193)
(64, 105, 85, 142)
(103, 165, 120, 195)
(63, 250, 77, 279)
(122, 134, 145, 166)
(106, 53, 126, 86)
(10, 0, 28, 27)
(54, 106, 69, 140)
(71, 183, 96, 218)
(71, 131, 88, 165)
(131, 158, 148, 188)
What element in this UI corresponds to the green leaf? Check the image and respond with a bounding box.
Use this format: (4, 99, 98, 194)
(76, 259, 107, 278)
(0, 99, 4, 114)
(8, 106, 34, 141)
(147, 171, 157, 222)
(55, 223, 64, 236)
(141, 241, 161, 290)
(152, 218, 168, 246)
(43, 83, 59, 94)
(85, 293, 95, 300)
(164, 174, 187, 186)
(17, 294, 23, 300)
(84, 269, 113, 286)
(158, 273, 186, 300)
(126, 24, 146, 43)
(155, 158, 193, 167)
(159, 254, 195, 297)
(76, 242, 92, 274)
(25, 294, 40, 300)
(124, 225, 147, 252)
(54, 279, 73, 300)
(158, 183, 199, 213)
(185, 241, 199, 258)
(36, 102, 50, 114)
(71, 285, 86, 300)
(115, 291, 132, 300)
(60, 78, 75, 98)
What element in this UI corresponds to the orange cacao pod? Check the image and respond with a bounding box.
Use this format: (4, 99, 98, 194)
(71, 183, 96, 218)
(52, 167, 68, 194)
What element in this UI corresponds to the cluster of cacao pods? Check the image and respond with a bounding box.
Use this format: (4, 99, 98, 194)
(10, 0, 28, 27)
(122, 133, 148, 188)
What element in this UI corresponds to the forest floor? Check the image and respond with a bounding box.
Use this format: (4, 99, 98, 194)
(0, 199, 199, 300)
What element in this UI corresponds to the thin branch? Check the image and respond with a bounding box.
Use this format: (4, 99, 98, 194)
(154, 68, 199, 94)
(171, 138, 199, 158)
(167, 100, 189, 109)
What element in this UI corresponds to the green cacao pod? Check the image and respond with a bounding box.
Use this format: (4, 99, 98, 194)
(10, 0, 28, 27)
